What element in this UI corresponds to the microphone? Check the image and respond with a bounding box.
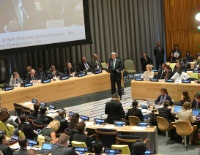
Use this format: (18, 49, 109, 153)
(20, 6, 29, 18)
(25, 96, 32, 100)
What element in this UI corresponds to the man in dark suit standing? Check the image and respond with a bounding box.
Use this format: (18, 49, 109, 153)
(51, 134, 78, 155)
(154, 42, 165, 70)
(91, 54, 102, 70)
(105, 94, 125, 124)
(79, 56, 92, 71)
(108, 52, 124, 99)
(140, 52, 153, 71)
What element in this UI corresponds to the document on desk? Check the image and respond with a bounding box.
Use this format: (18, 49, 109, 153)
(10, 143, 20, 150)
(131, 126, 146, 130)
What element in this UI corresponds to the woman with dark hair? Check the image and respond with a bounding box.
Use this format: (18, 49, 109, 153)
(167, 52, 176, 62)
(155, 88, 174, 105)
(68, 113, 80, 129)
(31, 103, 40, 118)
(185, 51, 193, 62)
(125, 100, 144, 123)
(180, 91, 191, 105)
(17, 114, 37, 140)
(161, 65, 173, 80)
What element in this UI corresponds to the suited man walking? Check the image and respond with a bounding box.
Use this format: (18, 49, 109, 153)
(154, 42, 165, 70)
(108, 52, 124, 99)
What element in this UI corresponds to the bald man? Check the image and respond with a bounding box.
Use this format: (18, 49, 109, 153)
(91, 54, 102, 70)
(26, 69, 40, 82)
(54, 110, 68, 134)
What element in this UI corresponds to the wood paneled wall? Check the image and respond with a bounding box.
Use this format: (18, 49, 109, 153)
(164, 0, 200, 59)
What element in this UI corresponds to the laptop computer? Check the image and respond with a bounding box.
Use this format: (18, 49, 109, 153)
(37, 142, 53, 154)
(173, 106, 182, 113)
(192, 109, 199, 116)
(146, 99, 155, 107)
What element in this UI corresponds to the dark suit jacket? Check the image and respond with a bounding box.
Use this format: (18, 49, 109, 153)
(181, 61, 191, 71)
(72, 132, 92, 147)
(105, 100, 125, 124)
(54, 116, 68, 133)
(140, 57, 153, 71)
(26, 73, 40, 82)
(91, 59, 102, 69)
(108, 58, 124, 80)
(63, 68, 75, 75)
(36, 69, 46, 79)
(79, 62, 92, 71)
(47, 70, 60, 79)
(160, 71, 173, 79)
(158, 107, 175, 123)
(51, 145, 78, 155)
(125, 108, 144, 122)
(191, 99, 199, 109)
(36, 114, 52, 125)
(155, 95, 174, 105)
(167, 56, 176, 62)
(13, 149, 28, 155)
(154, 47, 165, 61)
(0, 144, 13, 155)
(180, 98, 191, 105)
(18, 122, 37, 140)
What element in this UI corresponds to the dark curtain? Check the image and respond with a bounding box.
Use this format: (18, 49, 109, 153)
(4, 0, 165, 81)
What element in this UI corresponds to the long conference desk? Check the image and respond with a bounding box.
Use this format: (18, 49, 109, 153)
(0, 71, 124, 111)
(131, 80, 199, 102)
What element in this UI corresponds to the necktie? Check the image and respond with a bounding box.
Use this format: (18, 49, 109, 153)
(113, 59, 116, 70)
(96, 60, 99, 69)
(85, 63, 89, 69)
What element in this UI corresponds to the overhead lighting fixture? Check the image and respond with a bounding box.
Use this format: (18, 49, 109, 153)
(195, 13, 200, 21)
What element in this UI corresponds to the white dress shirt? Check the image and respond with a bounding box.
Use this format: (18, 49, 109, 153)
(171, 72, 190, 81)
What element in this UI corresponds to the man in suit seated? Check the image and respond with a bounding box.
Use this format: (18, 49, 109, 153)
(192, 93, 199, 109)
(36, 107, 52, 125)
(47, 65, 60, 79)
(0, 131, 13, 155)
(140, 52, 153, 72)
(36, 64, 46, 79)
(13, 138, 28, 155)
(105, 94, 125, 124)
(91, 54, 102, 70)
(23, 66, 32, 80)
(54, 110, 68, 134)
(63, 62, 75, 76)
(157, 63, 166, 79)
(26, 69, 40, 82)
(51, 134, 78, 155)
(172, 60, 183, 75)
(79, 56, 92, 71)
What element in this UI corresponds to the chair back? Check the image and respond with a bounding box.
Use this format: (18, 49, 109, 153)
(13, 103, 22, 116)
(169, 63, 176, 71)
(111, 145, 130, 154)
(101, 62, 107, 68)
(37, 135, 45, 147)
(7, 124, 15, 135)
(174, 121, 193, 136)
(156, 116, 170, 132)
(0, 121, 11, 137)
(27, 115, 36, 126)
(124, 60, 135, 73)
(18, 130, 25, 138)
(71, 141, 87, 148)
(22, 106, 31, 116)
(32, 120, 44, 130)
(128, 116, 141, 126)
(189, 73, 198, 79)
(95, 128, 118, 148)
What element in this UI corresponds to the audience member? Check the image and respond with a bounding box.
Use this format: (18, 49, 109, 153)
(140, 52, 153, 71)
(13, 137, 28, 155)
(132, 140, 147, 155)
(185, 51, 193, 62)
(17, 114, 37, 140)
(0, 131, 13, 155)
(41, 120, 60, 143)
(154, 42, 165, 70)
(92, 141, 103, 155)
(180, 57, 191, 71)
(0, 108, 18, 128)
(36, 107, 52, 125)
(63, 62, 75, 76)
(194, 56, 200, 70)
(172, 60, 182, 75)
(36, 64, 46, 79)
(27, 149, 37, 155)
(51, 134, 78, 155)
(54, 110, 68, 134)
(31, 103, 40, 118)
(167, 52, 176, 62)
(172, 44, 181, 60)
(72, 122, 92, 148)
(161, 65, 173, 80)
(180, 91, 191, 105)
(91, 54, 102, 70)
(171, 67, 190, 82)
(26, 69, 40, 82)
(105, 94, 125, 124)
(157, 63, 166, 79)
(191, 93, 199, 109)
(155, 88, 174, 105)
(79, 56, 92, 71)
(125, 100, 144, 123)
(68, 113, 80, 129)
(9, 72, 23, 87)
(141, 64, 154, 80)
(47, 65, 60, 79)
(177, 101, 197, 145)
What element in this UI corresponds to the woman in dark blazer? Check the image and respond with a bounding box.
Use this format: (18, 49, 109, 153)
(180, 91, 191, 105)
(155, 88, 174, 106)
(125, 100, 144, 122)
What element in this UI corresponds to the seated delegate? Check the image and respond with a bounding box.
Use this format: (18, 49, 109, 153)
(141, 64, 154, 80)
(125, 100, 144, 123)
(180, 91, 191, 105)
(160, 65, 173, 80)
(171, 67, 190, 82)
(191, 93, 199, 109)
(155, 88, 174, 105)
(9, 72, 23, 87)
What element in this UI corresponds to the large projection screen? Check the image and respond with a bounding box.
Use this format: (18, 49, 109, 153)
(0, 0, 88, 51)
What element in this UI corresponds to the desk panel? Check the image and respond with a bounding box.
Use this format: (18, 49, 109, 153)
(131, 81, 199, 102)
(0, 71, 124, 111)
